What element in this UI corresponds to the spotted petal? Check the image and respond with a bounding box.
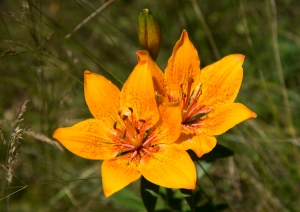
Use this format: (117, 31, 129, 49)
(165, 30, 200, 102)
(137, 50, 168, 97)
(139, 144, 196, 189)
(53, 119, 119, 160)
(102, 154, 141, 197)
(200, 103, 257, 135)
(120, 60, 159, 126)
(176, 133, 217, 158)
(151, 101, 183, 145)
(84, 71, 122, 127)
(198, 54, 244, 110)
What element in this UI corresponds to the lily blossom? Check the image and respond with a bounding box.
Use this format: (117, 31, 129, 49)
(137, 30, 257, 157)
(53, 59, 196, 197)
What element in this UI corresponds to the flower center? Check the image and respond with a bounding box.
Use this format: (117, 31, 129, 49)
(180, 77, 212, 125)
(111, 108, 156, 161)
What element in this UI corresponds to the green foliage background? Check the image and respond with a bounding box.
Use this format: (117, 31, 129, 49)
(0, 0, 300, 211)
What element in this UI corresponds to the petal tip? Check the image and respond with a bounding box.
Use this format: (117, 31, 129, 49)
(84, 70, 91, 74)
(136, 50, 151, 62)
(184, 177, 196, 190)
(234, 54, 245, 62)
(181, 30, 189, 40)
(52, 128, 61, 139)
(251, 111, 257, 119)
(103, 189, 113, 198)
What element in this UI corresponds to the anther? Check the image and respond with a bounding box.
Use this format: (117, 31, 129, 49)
(122, 115, 128, 120)
(128, 107, 133, 113)
(113, 122, 117, 129)
(188, 76, 194, 84)
(138, 119, 146, 123)
(123, 130, 127, 138)
(135, 127, 140, 134)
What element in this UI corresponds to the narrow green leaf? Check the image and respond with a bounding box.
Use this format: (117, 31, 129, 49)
(110, 187, 145, 211)
(141, 176, 160, 212)
(196, 161, 213, 179)
(180, 189, 195, 212)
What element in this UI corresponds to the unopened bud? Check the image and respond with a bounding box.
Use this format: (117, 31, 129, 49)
(138, 9, 162, 61)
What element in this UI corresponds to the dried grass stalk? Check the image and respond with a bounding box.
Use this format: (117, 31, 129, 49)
(1, 99, 30, 183)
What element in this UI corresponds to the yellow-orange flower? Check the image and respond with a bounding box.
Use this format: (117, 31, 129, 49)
(53, 60, 196, 197)
(137, 30, 257, 157)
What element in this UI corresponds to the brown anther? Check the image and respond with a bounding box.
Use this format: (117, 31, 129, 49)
(113, 122, 117, 129)
(135, 127, 140, 134)
(188, 76, 194, 84)
(123, 130, 127, 138)
(122, 115, 128, 120)
(128, 107, 133, 113)
(138, 119, 146, 123)
(182, 92, 187, 97)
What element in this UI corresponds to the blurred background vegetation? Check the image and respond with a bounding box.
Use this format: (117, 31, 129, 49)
(0, 0, 300, 211)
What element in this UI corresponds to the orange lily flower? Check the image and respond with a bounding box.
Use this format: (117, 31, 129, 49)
(137, 30, 257, 158)
(53, 60, 196, 197)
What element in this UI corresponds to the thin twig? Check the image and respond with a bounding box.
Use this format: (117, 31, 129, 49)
(65, 0, 115, 39)
(238, 0, 280, 132)
(268, 0, 299, 178)
(268, 0, 295, 138)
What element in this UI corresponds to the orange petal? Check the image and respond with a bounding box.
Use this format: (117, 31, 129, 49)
(152, 101, 183, 145)
(84, 71, 121, 127)
(201, 103, 257, 135)
(139, 144, 196, 189)
(120, 60, 159, 125)
(53, 119, 118, 160)
(198, 54, 244, 109)
(102, 154, 141, 197)
(165, 30, 200, 101)
(176, 133, 217, 158)
(136, 50, 168, 97)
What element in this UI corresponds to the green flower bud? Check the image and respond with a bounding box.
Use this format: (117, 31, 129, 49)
(138, 9, 162, 61)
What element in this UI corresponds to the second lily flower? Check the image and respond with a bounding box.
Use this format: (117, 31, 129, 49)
(137, 30, 257, 157)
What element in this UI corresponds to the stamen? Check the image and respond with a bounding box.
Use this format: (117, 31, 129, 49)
(135, 127, 140, 134)
(182, 82, 204, 123)
(130, 150, 138, 161)
(123, 130, 127, 138)
(128, 107, 133, 113)
(184, 76, 194, 110)
(180, 83, 185, 90)
(138, 119, 146, 123)
(115, 142, 134, 149)
(127, 107, 136, 127)
(142, 134, 155, 147)
(188, 76, 194, 84)
(141, 147, 152, 156)
(113, 122, 117, 129)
